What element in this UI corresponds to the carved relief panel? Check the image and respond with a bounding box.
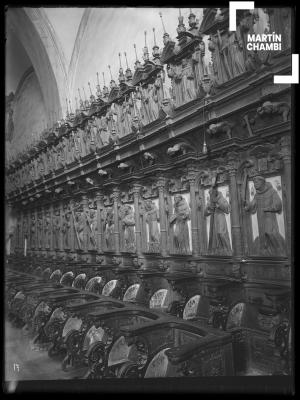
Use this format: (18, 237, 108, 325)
(140, 184, 161, 254)
(103, 206, 115, 251)
(119, 202, 136, 253)
(246, 175, 286, 257)
(168, 192, 192, 255)
(43, 209, 52, 249)
(204, 184, 232, 256)
(85, 200, 97, 251)
(52, 207, 61, 250)
(37, 210, 43, 249)
(62, 203, 71, 250)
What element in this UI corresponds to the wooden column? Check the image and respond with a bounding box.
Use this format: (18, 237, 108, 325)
(34, 207, 38, 252)
(227, 159, 243, 257)
(132, 183, 142, 255)
(40, 206, 45, 252)
(187, 169, 200, 256)
(82, 195, 89, 252)
(49, 204, 54, 252)
(157, 177, 168, 256)
(69, 199, 75, 252)
(58, 201, 64, 252)
(96, 191, 104, 253)
(280, 136, 291, 258)
(20, 210, 24, 253)
(112, 188, 121, 254)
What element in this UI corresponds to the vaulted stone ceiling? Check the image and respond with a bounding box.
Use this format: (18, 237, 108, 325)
(6, 7, 204, 120)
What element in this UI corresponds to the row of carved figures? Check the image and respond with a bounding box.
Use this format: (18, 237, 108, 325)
(6, 98, 290, 195)
(6, 8, 291, 173)
(12, 175, 286, 257)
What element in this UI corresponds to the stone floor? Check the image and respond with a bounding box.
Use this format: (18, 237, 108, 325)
(4, 319, 76, 381)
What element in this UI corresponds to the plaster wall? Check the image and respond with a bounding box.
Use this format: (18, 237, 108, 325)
(8, 69, 47, 156)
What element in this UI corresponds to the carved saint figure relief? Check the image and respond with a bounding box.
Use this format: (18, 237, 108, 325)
(104, 208, 114, 250)
(62, 210, 71, 249)
(143, 199, 160, 252)
(170, 194, 191, 253)
(121, 204, 136, 252)
(245, 175, 286, 256)
(37, 215, 43, 248)
(181, 58, 197, 102)
(74, 211, 85, 250)
(30, 215, 36, 249)
(85, 208, 97, 250)
(44, 212, 51, 249)
(52, 210, 61, 249)
(205, 186, 232, 256)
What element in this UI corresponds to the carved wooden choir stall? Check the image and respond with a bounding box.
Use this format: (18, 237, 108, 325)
(5, 8, 292, 379)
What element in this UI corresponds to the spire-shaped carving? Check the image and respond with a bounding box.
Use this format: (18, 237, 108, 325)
(152, 27, 160, 62)
(68, 100, 74, 118)
(118, 52, 125, 84)
(88, 82, 96, 103)
(177, 8, 186, 35)
(96, 72, 102, 99)
(102, 72, 109, 98)
(108, 65, 117, 89)
(159, 11, 171, 45)
(133, 43, 142, 70)
(143, 31, 149, 62)
(82, 86, 90, 108)
(78, 88, 84, 109)
(124, 51, 133, 82)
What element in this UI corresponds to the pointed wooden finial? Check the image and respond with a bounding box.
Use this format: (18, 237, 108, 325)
(153, 27, 157, 46)
(124, 52, 129, 69)
(133, 44, 138, 61)
(159, 12, 166, 34)
(108, 65, 113, 80)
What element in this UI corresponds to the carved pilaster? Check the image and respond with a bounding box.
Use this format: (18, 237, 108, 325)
(40, 206, 45, 252)
(82, 195, 89, 252)
(49, 204, 54, 251)
(132, 183, 142, 255)
(187, 170, 199, 256)
(157, 177, 168, 256)
(69, 199, 75, 252)
(112, 188, 121, 254)
(280, 136, 291, 258)
(227, 156, 243, 256)
(58, 201, 64, 252)
(20, 211, 24, 253)
(96, 191, 104, 253)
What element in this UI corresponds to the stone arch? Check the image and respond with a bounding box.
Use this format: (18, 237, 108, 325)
(6, 7, 69, 122)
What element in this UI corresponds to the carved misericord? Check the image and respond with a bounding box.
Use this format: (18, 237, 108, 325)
(245, 174, 286, 256)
